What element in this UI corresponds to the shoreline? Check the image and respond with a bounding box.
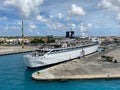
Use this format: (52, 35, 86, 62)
(32, 74, 120, 81)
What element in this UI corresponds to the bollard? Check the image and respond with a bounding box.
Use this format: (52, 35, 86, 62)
(37, 72, 40, 76)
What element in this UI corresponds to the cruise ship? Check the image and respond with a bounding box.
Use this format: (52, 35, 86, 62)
(24, 34, 100, 68)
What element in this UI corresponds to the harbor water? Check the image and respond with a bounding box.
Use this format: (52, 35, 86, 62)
(0, 53, 120, 90)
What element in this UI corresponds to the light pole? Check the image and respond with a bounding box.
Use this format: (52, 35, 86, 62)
(21, 20, 24, 49)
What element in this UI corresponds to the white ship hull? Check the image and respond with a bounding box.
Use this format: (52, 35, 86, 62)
(24, 43, 99, 68)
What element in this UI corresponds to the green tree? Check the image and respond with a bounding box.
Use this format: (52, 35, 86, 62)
(47, 39, 55, 43)
(30, 38, 45, 44)
(0, 41, 4, 45)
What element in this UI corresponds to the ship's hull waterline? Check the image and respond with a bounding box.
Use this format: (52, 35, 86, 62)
(24, 43, 99, 68)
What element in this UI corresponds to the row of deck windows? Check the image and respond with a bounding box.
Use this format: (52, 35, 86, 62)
(48, 42, 98, 54)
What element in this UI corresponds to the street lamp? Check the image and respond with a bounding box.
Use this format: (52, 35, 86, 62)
(21, 20, 24, 49)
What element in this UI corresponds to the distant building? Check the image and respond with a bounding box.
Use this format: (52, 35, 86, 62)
(5, 38, 30, 45)
(18, 38, 30, 44)
(6, 39, 18, 45)
(66, 31, 74, 39)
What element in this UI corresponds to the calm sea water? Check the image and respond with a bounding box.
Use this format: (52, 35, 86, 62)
(0, 53, 120, 90)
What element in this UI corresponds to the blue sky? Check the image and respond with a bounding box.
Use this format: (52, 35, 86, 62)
(0, 0, 120, 36)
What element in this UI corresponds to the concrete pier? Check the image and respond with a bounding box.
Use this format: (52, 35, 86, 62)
(0, 46, 36, 55)
(32, 47, 120, 81)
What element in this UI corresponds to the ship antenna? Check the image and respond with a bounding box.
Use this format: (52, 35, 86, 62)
(21, 19, 24, 49)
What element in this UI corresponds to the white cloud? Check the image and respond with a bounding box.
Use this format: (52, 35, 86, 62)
(70, 23, 76, 30)
(79, 25, 87, 32)
(3, 0, 43, 18)
(98, 0, 120, 21)
(115, 13, 120, 21)
(47, 22, 63, 30)
(87, 23, 92, 28)
(58, 13, 63, 19)
(78, 23, 92, 32)
(56, 22, 65, 29)
(78, 23, 89, 37)
(98, 0, 112, 9)
(45, 18, 66, 30)
(98, 0, 120, 12)
(49, 15, 53, 19)
(69, 4, 86, 16)
(35, 31, 40, 35)
(0, 16, 7, 20)
(17, 21, 22, 26)
(29, 23, 37, 29)
(36, 15, 47, 22)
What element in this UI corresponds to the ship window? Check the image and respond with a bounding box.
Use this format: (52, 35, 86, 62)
(50, 49, 60, 54)
(48, 42, 98, 55)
